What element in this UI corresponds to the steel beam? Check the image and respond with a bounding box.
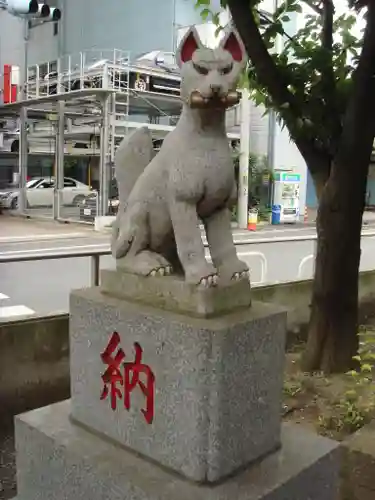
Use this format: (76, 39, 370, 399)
(54, 101, 65, 219)
(99, 94, 110, 216)
(18, 106, 28, 214)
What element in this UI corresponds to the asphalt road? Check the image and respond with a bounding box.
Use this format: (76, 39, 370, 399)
(1, 225, 375, 319)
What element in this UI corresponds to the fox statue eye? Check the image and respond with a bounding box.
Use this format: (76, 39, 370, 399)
(193, 63, 209, 75)
(220, 63, 233, 75)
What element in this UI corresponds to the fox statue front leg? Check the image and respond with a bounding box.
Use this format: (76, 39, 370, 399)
(204, 207, 249, 283)
(169, 198, 218, 286)
(203, 181, 248, 283)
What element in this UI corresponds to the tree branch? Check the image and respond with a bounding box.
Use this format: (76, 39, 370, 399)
(321, 0, 334, 50)
(336, 1, 375, 170)
(320, 0, 341, 152)
(257, 11, 296, 45)
(226, 0, 326, 173)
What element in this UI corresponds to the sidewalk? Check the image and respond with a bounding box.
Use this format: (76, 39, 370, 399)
(0, 214, 95, 242)
(306, 208, 375, 225)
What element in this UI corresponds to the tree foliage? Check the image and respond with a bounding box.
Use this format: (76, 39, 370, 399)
(195, 0, 364, 179)
(194, 0, 375, 374)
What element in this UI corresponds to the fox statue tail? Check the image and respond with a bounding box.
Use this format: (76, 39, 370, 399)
(111, 127, 155, 259)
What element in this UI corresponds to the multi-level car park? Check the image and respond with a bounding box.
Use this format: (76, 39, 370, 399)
(0, 47, 244, 224)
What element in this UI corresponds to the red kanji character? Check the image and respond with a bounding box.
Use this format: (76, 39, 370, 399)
(124, 342, 155, 424)
(100, 331, 125, 410)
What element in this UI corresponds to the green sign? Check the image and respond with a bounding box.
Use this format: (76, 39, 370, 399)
(282, 173, 300, 182)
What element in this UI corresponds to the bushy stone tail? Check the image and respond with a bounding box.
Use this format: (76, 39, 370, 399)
(111, 127, 154, 259)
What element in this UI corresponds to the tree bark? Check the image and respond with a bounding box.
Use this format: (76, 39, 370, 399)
(302, 2, 375, 373)
(310, 164, 330, 202)
(302, 162, 367, 373)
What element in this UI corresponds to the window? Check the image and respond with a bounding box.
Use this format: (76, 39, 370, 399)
(53, 22, 58, 36)
(49, 61, 57, 73)
(64, 179, 76, 187)
(39, 180, 55, 189)
(26, 178, 42, 189)
(39, 63, 48, 79)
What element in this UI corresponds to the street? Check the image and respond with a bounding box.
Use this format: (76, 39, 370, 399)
(1, 222, 375, 319)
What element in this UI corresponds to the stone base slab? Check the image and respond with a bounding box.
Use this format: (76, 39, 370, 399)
(14, 400, 340, 500)
(69, 287, 286, 482)
(100, 268, 251, 317)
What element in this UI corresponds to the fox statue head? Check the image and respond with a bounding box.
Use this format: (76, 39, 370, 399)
(176, 25, 246, 109)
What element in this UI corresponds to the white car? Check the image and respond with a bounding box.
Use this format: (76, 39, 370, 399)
(0, 176, 92, 209)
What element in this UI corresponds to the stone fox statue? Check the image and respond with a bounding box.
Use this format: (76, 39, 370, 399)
(111, 26, 249, 286)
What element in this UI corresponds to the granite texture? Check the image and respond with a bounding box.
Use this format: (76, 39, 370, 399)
(69, 287, 287, 482)
(14, 400, 340, 500)
(100, 268, 251, 317)
(111, 28, 250, 286)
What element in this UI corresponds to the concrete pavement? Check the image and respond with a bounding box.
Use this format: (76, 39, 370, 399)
(0, 214, 95, 242)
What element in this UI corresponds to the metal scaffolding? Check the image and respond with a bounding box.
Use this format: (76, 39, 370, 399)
(0, 48, 245, 225)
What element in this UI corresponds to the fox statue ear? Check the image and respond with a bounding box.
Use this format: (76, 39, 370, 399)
(219, 27, 246, 64)
(176, 26, 202, 68)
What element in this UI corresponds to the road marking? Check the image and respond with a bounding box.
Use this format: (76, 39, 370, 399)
(0, 293, 9, 300)
(0, 305, 36, 319)
(0, 232, 91, 243)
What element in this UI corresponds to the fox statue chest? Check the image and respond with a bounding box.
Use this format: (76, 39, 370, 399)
(161, 132, 234, 213)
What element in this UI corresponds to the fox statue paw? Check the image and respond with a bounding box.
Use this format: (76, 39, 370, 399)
(148, 266, 173, 277)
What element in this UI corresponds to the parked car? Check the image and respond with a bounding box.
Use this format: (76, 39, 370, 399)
(79, 180, 119, 221)
(0, 176, 92, 209)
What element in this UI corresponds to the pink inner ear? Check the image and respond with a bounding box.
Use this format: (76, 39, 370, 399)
(180, 32, 199, 63)
(223, 32, 243, 62)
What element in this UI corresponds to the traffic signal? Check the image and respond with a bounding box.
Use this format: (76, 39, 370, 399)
(49, 7, 61, 21)
(34, 3, 50, 18)
(5, 1, 61, 20)
(6, 0, 39, 15)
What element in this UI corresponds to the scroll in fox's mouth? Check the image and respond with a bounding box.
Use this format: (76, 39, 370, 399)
(188, 90, 241, 109)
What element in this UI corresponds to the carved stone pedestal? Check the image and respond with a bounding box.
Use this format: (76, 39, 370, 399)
(12, 271, 340, 499)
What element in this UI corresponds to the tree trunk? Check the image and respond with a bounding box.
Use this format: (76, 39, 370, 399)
(311, 168, 330, 202)
(302, 162, 368, 373)
(302, 2, 375, 374)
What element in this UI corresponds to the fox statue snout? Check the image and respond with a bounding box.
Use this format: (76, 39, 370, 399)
(176, 26, 247, 110)
(189, 89, 241, 109)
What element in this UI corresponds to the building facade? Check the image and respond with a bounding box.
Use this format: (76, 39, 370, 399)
(0, 0, 310, 217)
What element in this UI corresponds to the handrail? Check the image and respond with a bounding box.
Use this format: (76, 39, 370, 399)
(1, 230, 375, 286)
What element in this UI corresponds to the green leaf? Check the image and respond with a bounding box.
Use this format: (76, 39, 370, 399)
(214, 25, 223, 38)
(201, 8, 210, 20)
(212, 12, 220, 25)
(360, 364, 373, 372)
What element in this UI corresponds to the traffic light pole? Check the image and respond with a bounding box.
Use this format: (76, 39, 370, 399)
(22, 18, 29, 100)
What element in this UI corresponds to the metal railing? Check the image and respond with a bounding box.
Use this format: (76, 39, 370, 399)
(0, 245, 109, 287)
(1, 230, 375, 288)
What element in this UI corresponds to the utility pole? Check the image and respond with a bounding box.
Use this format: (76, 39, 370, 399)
(238, 88, 250, 229)
(0, 1, 62, 213)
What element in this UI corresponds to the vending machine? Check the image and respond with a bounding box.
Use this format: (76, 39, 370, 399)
(272, 170, 301, 223)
